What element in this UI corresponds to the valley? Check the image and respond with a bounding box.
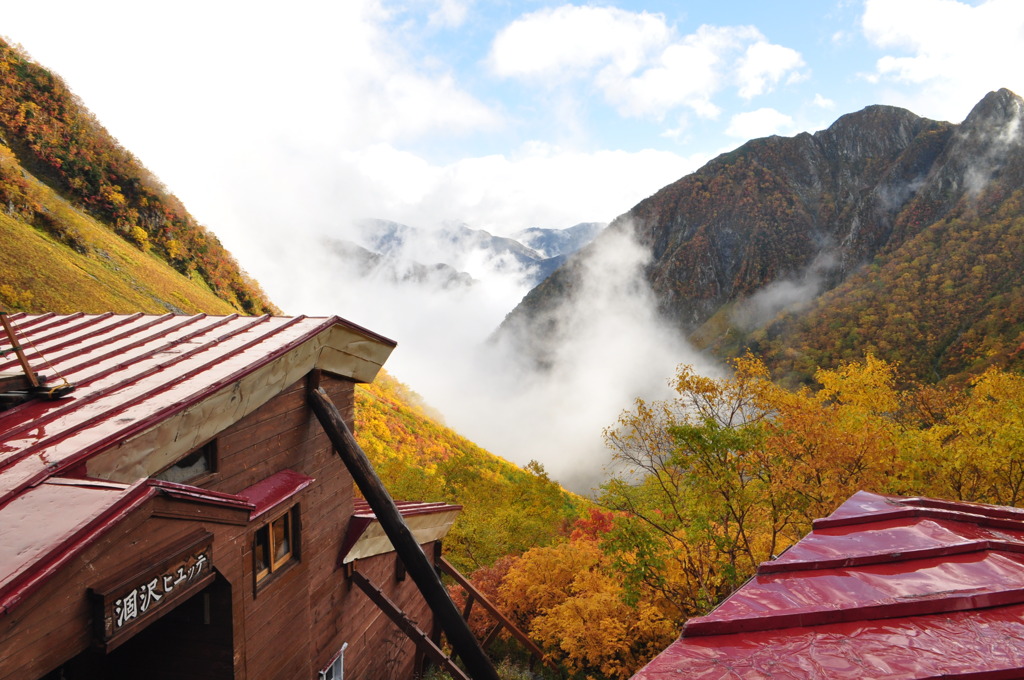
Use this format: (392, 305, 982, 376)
(2, 32, 1024, 679)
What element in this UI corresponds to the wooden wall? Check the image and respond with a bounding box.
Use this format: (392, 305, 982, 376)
(1, 371, 444, 680)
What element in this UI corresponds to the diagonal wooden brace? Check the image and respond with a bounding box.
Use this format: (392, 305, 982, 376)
(308, 386, 499, 680)
(351, 568, 470, 680)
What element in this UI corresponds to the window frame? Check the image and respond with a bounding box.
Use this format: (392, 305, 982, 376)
(318, 643, 347, 680)
(253, 505, 300, 590)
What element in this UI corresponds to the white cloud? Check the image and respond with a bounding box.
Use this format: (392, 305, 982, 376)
(333, 142, 701, 233)
(490, 6, 803, 121)
(428, 0, 472, 28)
(489, 5, 670, 80)
(603, 24, 761, 120)
(736, 41, 806, 99)
(417, 224, 712, 491)
(861, 0, 1024, 121)
(368, 71, 502, 141)
(726, 108, 796, 139)
(813, 93, 837, 109)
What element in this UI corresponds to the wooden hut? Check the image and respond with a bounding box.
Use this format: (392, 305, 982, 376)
(0, 312, 465, 680)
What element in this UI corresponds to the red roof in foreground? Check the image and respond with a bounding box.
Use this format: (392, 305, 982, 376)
(632, 491, 1024, 679)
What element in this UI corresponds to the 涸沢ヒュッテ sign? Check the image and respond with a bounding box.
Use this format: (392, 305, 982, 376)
(90, 531, 215, 650)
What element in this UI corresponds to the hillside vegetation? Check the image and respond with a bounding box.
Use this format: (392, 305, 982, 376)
(500, 89, 1024, 388)
(462, 355, 1024, 679)
(0, 39, 275, 314)
(355, 371, 585, 574)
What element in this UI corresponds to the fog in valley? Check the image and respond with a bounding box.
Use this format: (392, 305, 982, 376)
(264, 214, 720, 494)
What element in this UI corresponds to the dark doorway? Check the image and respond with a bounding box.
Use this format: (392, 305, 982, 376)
(41, 576, 234, 680)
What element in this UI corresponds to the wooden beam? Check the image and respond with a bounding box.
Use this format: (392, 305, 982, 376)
(0, 313, 38, 387)
(350, 569, 471, 680)
(308, 387, 500, 680)
(440, 556, 558, 673)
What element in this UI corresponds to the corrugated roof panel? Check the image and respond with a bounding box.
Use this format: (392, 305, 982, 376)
(0, 316, 295, 467)
(0, 313, 395, 506)
(633, 604, 1024, 679)
(632, 491, 1024, 679)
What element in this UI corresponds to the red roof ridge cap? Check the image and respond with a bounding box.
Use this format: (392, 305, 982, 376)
(758, 539, 1024, 574)
(813, 506, 1024, 532)
(323, 315, 397, 348)
(352, 499, 462, 518)
(683, 583, 1024, 638)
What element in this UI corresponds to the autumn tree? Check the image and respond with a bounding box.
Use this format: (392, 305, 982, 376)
(461, 357, 1024, 680)
(495, 529, 676, 680)
(925, 368, 1024, 504)
(599, 355, 927, 622)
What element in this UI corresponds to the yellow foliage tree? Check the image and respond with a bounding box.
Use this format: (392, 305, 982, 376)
(497, 538, 676, 680)
(926, 369, 1024, 504)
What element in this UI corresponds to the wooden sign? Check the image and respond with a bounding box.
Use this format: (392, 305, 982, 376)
(90, 531, 215, 650)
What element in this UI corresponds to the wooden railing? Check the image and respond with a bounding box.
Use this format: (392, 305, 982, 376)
(440, 557, 560, 675)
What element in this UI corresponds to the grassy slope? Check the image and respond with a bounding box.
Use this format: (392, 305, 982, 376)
(0, 159, 236, 314)
(0, 39, 275, 314)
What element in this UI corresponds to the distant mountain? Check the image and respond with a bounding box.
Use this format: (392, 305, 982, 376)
(323, 238, 475, 289)
(346, 218, 605, 286)
(514, 222, 605, 259)
(499, 89, 1024, 385)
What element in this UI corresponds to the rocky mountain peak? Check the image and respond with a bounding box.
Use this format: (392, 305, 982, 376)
(816, 104, 931, 160)
(497, 89, 1024, 383)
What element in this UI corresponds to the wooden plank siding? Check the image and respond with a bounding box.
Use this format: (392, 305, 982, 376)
(0, 371, 446, 680)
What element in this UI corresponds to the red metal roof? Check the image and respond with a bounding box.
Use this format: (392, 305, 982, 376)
(0, 477, 254, 616)
(0, 312, 395, 617)
(632, 491, 1024, 679)
(239, 469, 315, 520)
(0, 313, 394, 505)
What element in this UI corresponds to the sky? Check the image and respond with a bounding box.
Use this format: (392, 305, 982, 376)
(4, 0, 1024, 490)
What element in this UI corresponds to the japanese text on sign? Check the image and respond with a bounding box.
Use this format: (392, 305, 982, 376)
(113, 550, 210, 629)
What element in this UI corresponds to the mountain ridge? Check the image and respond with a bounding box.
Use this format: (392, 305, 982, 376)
(499, 89, 1024, 384)
(0, 38, 276, 315)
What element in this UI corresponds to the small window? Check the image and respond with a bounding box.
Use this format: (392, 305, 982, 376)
(319, 643, 347, 680)
(155, 441, 216, 483)
(255, 507, 298, 586)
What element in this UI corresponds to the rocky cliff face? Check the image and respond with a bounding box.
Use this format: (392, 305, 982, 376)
(499, 89, 1024, 382)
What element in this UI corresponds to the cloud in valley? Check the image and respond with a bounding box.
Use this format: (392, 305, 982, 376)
(254, 212, 705, 493)
(422, 224, 713, 492)
(730, 252, 838, 332)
